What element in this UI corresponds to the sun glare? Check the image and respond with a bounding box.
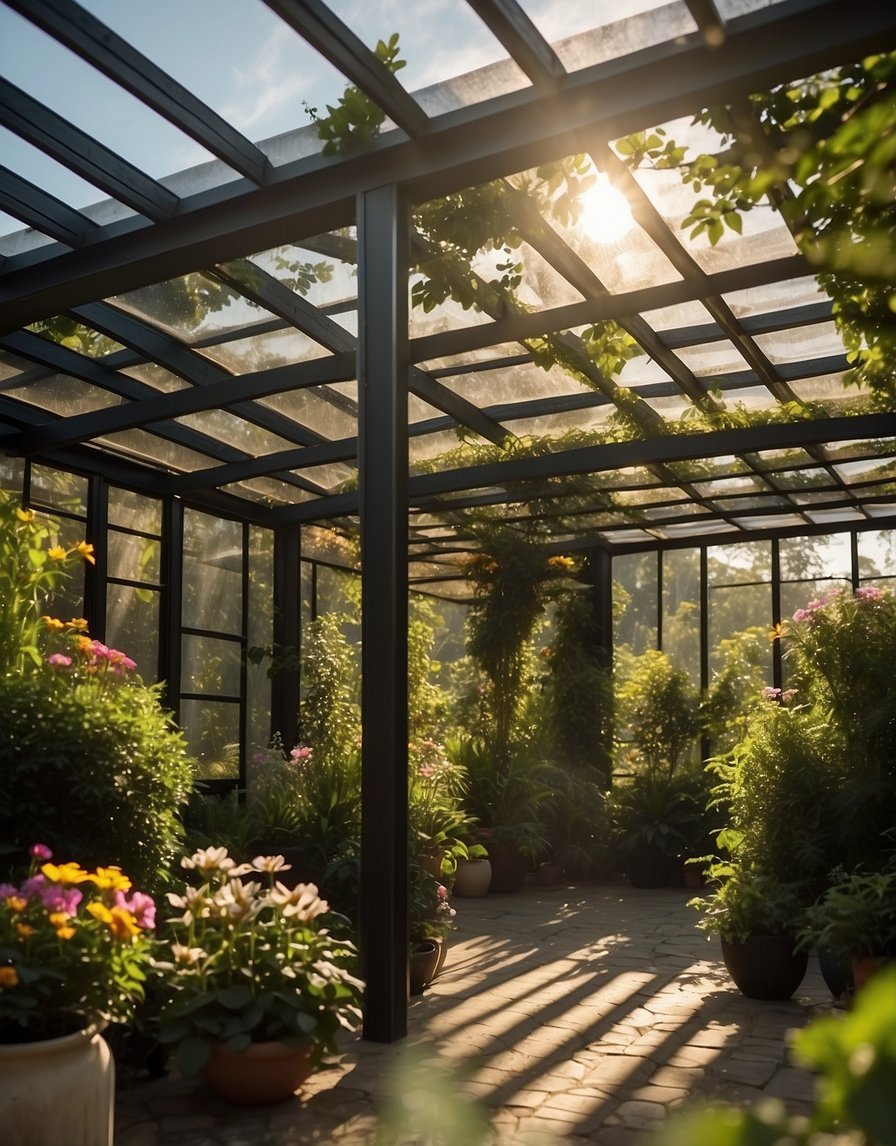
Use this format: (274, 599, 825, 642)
(579, 172, 635, 244)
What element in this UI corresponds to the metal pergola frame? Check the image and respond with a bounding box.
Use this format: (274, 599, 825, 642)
(2, 0, 896, 1041)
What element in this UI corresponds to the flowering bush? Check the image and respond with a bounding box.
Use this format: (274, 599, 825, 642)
(0, 494, 195, 892)
(153, 847, 364, 1075)
(409, 864, 456, 942)
(408, 741, 475, 875)
(0, 844, 155, 1043)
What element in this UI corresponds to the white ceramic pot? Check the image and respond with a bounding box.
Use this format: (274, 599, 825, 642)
(0, 1023, 114, 1146)
(452, 857, 492, 897)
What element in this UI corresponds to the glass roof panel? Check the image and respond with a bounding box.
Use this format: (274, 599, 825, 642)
(752, 321, 845, 364)
(222, 477, 316, 505)
(723, 275, 827, 318)
(96, 429, 219, 471)
(1, 6, 215, 180)
(1, 372, 119, 419)
(81, 0, 355, 162)
(518, 1, 695, 70)
(256, 389, 356, 440)
(174, 410, 298, 457)
(324, 0, 526, 106)
(197, 330, 337, 373)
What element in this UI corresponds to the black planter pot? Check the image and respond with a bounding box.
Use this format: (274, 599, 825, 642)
(625, 844, 670, 889)
(817, 948, 854, 999)
(721, 934, 808, 1000)
(487, 840, 528, 894)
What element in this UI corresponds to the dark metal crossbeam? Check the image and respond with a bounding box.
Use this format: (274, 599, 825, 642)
(0, 78, 178, 221)
(0, 166, 96, 246)
(2, 0, 892, 330)
(273, 412, 896, 522)
(262, 0, 429, 138)
(6, 0, 271, 185)
(465, 0, 566, 90)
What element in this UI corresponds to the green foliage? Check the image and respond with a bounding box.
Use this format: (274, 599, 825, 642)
(0, 495, 91, 675)
(0, 671, 195, 895)
(310, 34, 405, 155)
(610, 772, 707, 862)
(616, 649, 700, 778)
(798, 863, 896, 962)
(543, 589, 614, 784)
(689, 865, 813, 944)
(700, 626, 769, 754)
(298, 611, 360, 768)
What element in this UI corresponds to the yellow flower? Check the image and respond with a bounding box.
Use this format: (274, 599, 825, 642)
(15, 923, 34, 939)
(88, 901, 139, 940)
(0, 966, 20, 989)
(76, 635, 93, 654)
(15, 507, 35, 523)
(47, 546, 68, 561)
(40, 862, 91, 885)
(67, 618, 89, 631)
(41, 616, 66, 632)
(548, 555, 575, 571)
(4, 896, 27, 914)
(91, 867, 132, 893)
(76, 541, 96, 566)
(55, 925, 76, 940)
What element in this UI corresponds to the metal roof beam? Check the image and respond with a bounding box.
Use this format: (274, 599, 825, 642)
(262, 0, 429, 138)
(2, 0, 892, 329)
(465, 0, 566, 90)
(0, 78, 178, 222)
(0, 166, 96, 247)
(5, 0, 271, 185)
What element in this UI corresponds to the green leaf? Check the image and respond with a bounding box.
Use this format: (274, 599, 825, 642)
(176, 1037, 211, 1076)
(216, 984, 253, 1009)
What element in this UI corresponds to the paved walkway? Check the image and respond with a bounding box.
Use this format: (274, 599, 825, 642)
(115, 881, 832, 1145)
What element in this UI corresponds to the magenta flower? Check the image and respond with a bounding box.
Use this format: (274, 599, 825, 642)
(791, 609, 811, 623)
(289, 745, 312, 763)
(856, 586, 884, 601)
(29, 843, 53, 860)
(39, 884, 83, 915)
(20, 874, 48, 899)
(115, 889, 156, 930)
(762, 687, 782, 700)
(46, 653, 72, 669)
(0, 882, 18, 899)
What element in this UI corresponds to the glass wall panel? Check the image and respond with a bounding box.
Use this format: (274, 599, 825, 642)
(108, 487, 162, 535)
(0, 455, 24, 493)
(179, 700, 240, 780)
(182, 634, 242, 698)
(106, 585, 159, 681)
(709, 583, 773, 679)
(613, 552, 658, 655)
(662, 548, 701, 687)
(107, 530, 161, 584)
(182, 510, 243, 634)
(858, 529, 896, 580)
(29, 465, 88, 516)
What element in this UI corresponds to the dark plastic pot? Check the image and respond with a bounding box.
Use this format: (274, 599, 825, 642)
(624, 843, 670, 889)
(487, 839, 528, 894)
(817, 948, 854, 999)
(721, 934, 808, 1000)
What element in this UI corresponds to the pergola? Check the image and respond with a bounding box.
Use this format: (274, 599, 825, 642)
(1, 0, 895, 1041)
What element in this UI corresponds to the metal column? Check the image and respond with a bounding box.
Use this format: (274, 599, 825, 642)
(357, 184, 409, 1042)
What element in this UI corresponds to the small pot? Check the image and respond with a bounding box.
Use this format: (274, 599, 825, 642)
(409, 940, 440, 995)
(203, 1039, 313, 1105)
(453, 857, 492, 897)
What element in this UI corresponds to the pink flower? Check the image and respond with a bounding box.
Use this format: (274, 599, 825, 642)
(0, 883, 18, 899)
(46, 653, 72, 669)
(791, 609, 811, 623)
(29, 843, 53, 860)
(289, 745, 312, 763)
(115, 889, 156, 930)
(20, 874, 47, 898)
(39, 884, 83, 915)
(762, 687, 782, 700)
(856, 586, 883, 601)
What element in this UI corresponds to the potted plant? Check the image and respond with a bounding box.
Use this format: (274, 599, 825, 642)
(610, 772, 704, 889)
(797, 864, 896, 994)
(409, 862, 456, 992)
(0, 844, 156, 1145)
(451, 840, 492, 897)
(152, 846, 363, 1104)
(690, 863, 811, 999)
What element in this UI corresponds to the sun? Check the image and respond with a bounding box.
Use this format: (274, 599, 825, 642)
(578, 172, 635, 244)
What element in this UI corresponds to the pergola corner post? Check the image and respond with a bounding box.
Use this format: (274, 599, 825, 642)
(357, 183, 410, 1042)
(270, 523, 301, 748)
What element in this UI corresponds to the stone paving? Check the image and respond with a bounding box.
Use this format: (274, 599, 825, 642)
(115, 881, 833, 1145)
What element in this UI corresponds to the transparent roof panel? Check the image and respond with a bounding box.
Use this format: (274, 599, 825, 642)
(518, 0, 696, 71)
(80, 0, 353, 158)
(1, 7, 215, 181)
(323, 0, 524, 101)
(723, 275, 828, 318)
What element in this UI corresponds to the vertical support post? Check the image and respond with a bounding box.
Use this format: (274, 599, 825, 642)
(699, 546, 710, 764)
(357, 184, 409, 1042)
(771, 537, 783, 687)
(160, 497, 184, 720)
(271, 524, 301, 748)
(655, 549, 664, 652)
(84, 476, 108, 640)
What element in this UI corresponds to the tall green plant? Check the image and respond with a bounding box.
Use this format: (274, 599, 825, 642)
(298, 611, 360, 767)
(616, 649, 700, 778)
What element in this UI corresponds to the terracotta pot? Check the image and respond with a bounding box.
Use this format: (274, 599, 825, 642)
(537, 861, 564, 887)
(203, 1039, 314, 1105)
(453, 857, 492, 897)
(417, 850, 443, 880)
(721, 934, 808, 1000)
(851, 954, 890, 992)
(409, 940, 440, 995)
(0, 1023, 114, 1145)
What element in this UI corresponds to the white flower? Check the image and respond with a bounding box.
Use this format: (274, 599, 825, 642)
(251, 854, 292, 873)
(171, 943, 207, 966)
(270, 882, 330, 922)
(181, 846, 234, 875)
